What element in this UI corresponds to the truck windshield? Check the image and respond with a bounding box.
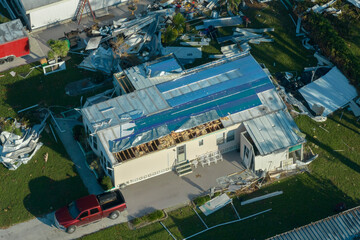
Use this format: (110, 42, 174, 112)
(68, 202, 80, 219)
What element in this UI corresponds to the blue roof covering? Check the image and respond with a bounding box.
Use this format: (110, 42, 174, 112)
(157, 54, 266, 93)
(110, 54, 276, 152)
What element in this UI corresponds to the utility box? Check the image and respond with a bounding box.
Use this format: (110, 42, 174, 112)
(0, 19, 30, 64)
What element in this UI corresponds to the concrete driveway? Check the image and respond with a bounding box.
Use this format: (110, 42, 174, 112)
(122, 151, 244, 218)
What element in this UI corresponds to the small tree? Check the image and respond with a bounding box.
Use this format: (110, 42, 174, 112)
(47, 39, 69, 63)
(162, 26, 178, 44)
(227, 0, 241, 14)
(172, 13, 186, 34)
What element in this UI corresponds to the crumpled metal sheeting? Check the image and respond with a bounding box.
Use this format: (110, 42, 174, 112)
(216, 169, 258, 189)
(78, 47, 116, 74)
(175, 110, 220, 133)
(0, 115, 48, 170)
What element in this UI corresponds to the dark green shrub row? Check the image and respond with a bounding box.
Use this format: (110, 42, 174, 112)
(303, 12, 360, 86)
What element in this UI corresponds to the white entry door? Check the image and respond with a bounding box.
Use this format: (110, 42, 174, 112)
(177, 145, 186, 163)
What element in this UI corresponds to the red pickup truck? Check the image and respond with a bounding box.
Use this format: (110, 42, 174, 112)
(54, 189, 126, 233)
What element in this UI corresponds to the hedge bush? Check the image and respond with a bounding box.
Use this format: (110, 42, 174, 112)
(100, 176, 113, 190)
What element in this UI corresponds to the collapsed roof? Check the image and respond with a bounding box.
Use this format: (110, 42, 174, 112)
(299, 67, 357, 116)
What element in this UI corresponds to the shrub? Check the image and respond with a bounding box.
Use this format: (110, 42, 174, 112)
(132, 218, 142, 226)
(193, 195, 211, 206)
(73, 125, 85, 142)
(146, 210, 164, 222)
(100, 176, 113, 190)
(162, 26, 178, 44)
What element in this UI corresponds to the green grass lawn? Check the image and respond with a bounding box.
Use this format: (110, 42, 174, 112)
(81, 109, 360, 239)
(0, 54, 110, 118)
(243, 1, 317, 73)
(0, 131, 88, 228)
(0, 55, 113, 227)
(185, 1, 317, 72)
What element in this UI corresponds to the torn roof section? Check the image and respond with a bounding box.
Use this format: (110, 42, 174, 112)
(244, 110, 304, 156)
(82, 53, 287, 157)
(299, 67, 357, 116)
(123, 54, 183, 90)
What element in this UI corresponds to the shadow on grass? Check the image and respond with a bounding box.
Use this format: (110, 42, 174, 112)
(329, 111, 360, 136)
(23, 176, 88, 221)
(166, 172, 356, 240)
(306, 134, 360, 174)
(1, 54, 111, 117)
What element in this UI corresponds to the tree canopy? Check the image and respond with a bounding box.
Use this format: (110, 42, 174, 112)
(47, 39, 69, 61)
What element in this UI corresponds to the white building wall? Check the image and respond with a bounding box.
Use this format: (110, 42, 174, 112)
(28, 0, 126, 29)
(112, 124, 242, 187)
(254, 151, 288, 172)
(239, 130, 291, 172)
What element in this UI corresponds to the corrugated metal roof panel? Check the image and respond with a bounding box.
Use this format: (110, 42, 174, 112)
(244, 111, 304, 155)
(268, 206, 360, 240)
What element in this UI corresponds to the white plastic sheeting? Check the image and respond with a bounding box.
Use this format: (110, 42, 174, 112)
(299, 67, 357, 116)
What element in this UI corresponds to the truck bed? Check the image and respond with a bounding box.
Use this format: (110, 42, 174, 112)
(97, 190, 125, 211)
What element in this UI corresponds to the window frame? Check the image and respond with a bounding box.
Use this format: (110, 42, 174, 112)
(227, 130, 235, 142)
(216, 133, 225, 145)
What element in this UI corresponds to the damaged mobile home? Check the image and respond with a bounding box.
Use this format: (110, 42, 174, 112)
(81, 53, 306, 188)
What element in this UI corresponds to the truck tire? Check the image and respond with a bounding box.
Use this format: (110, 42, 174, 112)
(0, 59, 5, 65)
(66, 225, 76, 234)
(109, 211, 120, 220)
(6, 56, 14, 62)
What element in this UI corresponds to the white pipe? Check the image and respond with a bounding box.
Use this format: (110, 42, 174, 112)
(160, 222, 177, 240)
(192, 208, 208, 229)
(18, 104, 39, 113)
(183, 209, 272, 240)
(49, 124, 58, 143)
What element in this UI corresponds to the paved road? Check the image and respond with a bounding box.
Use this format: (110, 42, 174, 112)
(0, 211, 129, 240)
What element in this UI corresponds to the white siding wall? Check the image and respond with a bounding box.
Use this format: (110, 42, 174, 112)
(112, 123, 242, 187)
(28, 0, 126, 29)
(254, 151, 288, 172)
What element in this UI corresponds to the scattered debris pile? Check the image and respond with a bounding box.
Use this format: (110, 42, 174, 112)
(216, 169, 260, 192)
(0, 114, 48, 170)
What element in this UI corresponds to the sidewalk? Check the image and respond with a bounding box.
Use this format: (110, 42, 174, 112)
(53, 118, 103, 195)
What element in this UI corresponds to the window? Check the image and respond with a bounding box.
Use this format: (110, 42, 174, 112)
(216, 133, 225, 145)
(199, 139, 203, 146)
(78, 211, 88, 219)
(90, 208, 99, 215)
(244, 145, 250, 159)
(227, 130, 235, 142)
(92, 135, 98, 150)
